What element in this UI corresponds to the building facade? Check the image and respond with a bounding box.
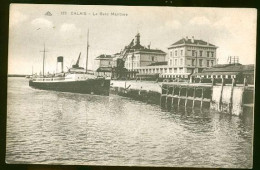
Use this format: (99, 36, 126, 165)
(168, 36, 217, 74)
(135, 36, 218, 80)
(123, 33, 167, 71)
(94, 35, 218, 80)
(94, 54, 113, 77)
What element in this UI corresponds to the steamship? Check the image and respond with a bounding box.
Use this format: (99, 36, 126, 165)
(29, 31, 110, 96)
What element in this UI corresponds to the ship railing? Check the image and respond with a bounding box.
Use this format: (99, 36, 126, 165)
(44, 78, 53, 81)
(53, 77, 65, 81)
(33, 77, 66, 82)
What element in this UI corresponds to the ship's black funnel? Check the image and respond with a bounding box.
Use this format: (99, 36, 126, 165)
(57, 56, 64, 73)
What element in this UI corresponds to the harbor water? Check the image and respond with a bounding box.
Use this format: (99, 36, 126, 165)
(6, 77, 253, 168)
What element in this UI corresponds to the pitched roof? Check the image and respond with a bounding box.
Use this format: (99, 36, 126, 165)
(96, 67, 112, 72)
(123, 37, 166, 54)
(95, 54, 112, 59)
(138, 48, 166, 54)
(202, 64, 254, 73)
(170, 38, 217, 47)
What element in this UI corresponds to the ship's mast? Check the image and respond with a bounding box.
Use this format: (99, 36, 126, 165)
(40, 43, 48, 77)
(86, 29, 89, 74)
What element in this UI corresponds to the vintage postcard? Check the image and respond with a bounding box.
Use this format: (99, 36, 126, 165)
(7, 4, 256, 168)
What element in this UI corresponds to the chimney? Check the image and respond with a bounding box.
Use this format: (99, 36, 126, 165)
(191, 36, 195, 43)
(57, 56, 64, 73)
(134, 33, 140, 46)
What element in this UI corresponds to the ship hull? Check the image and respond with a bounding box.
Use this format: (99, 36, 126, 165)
(29, 79, 110, 96)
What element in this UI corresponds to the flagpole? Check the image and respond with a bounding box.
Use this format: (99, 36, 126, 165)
(86, 29, 89, 74)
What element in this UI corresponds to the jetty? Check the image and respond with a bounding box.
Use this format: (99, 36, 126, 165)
(110, 78, 254, 116)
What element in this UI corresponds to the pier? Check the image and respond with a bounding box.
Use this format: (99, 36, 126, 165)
(110, 80, 254, 116)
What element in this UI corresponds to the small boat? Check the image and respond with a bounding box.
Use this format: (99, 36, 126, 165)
(29, 30, 110, 96)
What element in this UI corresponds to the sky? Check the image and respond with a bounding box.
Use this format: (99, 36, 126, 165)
(8, 4, 257, 75)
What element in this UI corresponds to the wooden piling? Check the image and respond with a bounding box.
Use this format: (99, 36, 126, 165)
(192, 87, 196, 109)
(185, 87, 188, 108)
(200, 88, 204, 109)
(229, 78, 235, 114)
(165, 85, 169, 108)
(171, 86, 175, 109)
(178, 87, 181, 106)
(219, 78, 224, 111)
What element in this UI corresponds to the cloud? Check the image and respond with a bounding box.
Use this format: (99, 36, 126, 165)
(59, 23, 82, 40)
(189, 16, 211, 25)
(31, 18, 53, 28)
(165, 20, 181, 29)
(10, 10, 28, 27)
(60, 23, 79, 33)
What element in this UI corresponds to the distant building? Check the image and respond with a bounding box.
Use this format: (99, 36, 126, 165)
(168, 36, 218, 74)
(96, 35, 219, 80)
(135, 36, 218, 80)
(192, 63, 254, 84)
(95, 54, 113, 77)
(122, 33, 167, 75)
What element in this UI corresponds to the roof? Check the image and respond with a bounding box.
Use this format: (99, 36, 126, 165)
(192, 72, 240, 76)
(121, 37, 166, 55)
(95, 54, 112, 60)
(170, 38, 217, 47)
(148, 61, 168, 66)
(137, 48, 166, 54)
(202, 64, 254, 73)
(124, 45, 166, 54)
(96, 67, 112, 72)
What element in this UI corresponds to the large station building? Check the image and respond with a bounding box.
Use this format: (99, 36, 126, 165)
(135, 36, 218, 79)
(94, 33, 218, 80)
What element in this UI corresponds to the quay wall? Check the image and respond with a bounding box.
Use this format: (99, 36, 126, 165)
(110, 80, 254, 116)
(211, 86, 245, 116)
(110, 80, 161, 105)
(111, 80, 161, 93)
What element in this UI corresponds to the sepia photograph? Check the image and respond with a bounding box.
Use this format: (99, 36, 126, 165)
(7, 4, 256, 169)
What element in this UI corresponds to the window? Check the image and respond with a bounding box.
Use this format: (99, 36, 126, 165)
(170, 59, 172, 66)
(174, 68, 177, 73)
(211, 52, 214, 57)
(169, 68, 172, 73)
(207, 60, 210, 67)
(192, 59, 195, 66)
(207, 51, 210, 57)
(170, 51, 172, 57)
(200, 51, 203, 57)
(181, 50, 183, 56)
(175, 59, 177, 66)
(211, 60, 214, 66)
(175, 50, 177, 56)
(180, 59, 183, 65)
(192, 50, 196, 56)
(199, 59, 203, 66)
(151, 56, 155, 61)
(192, 50, 197, 57)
